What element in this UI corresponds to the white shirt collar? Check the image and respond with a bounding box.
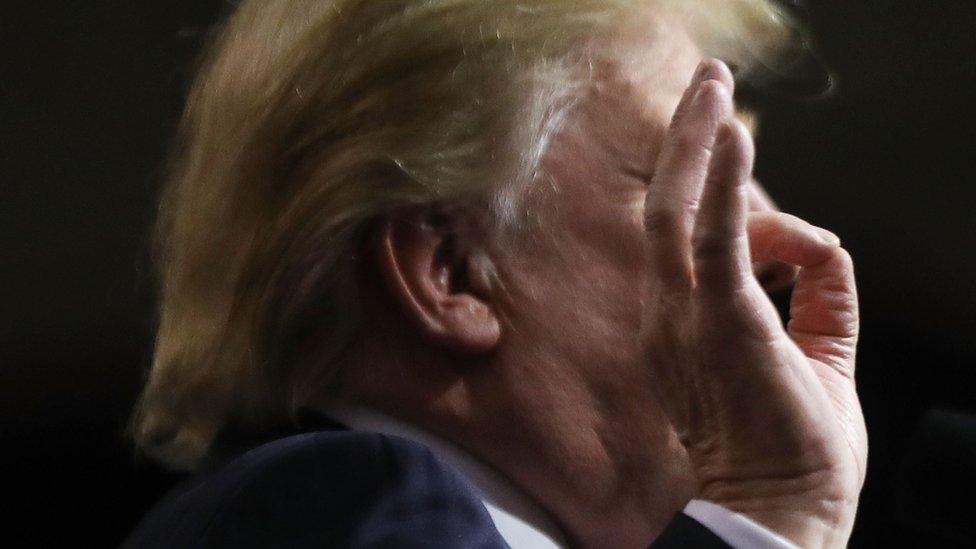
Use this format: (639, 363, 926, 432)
(316, 403, 568, 549)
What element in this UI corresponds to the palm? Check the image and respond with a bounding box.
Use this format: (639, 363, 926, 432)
(671, 242, 864, 499)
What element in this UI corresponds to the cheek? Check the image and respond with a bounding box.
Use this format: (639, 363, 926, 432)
(550, 163, 650, 275)
(511, 143, 656, 365)
(564, 186, 650, 294)
(536, 195, 652, 362)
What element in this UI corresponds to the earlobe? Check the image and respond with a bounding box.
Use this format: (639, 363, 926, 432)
(439, 295, 501, 353)
(375, 209, 501, 354)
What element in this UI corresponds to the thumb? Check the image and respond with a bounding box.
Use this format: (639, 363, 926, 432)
(788, 246, 859, 373)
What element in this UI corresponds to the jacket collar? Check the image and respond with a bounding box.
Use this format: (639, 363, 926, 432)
(310, 403, 569, 548)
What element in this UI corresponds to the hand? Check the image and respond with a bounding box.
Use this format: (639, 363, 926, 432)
(641, 59, 867, 548)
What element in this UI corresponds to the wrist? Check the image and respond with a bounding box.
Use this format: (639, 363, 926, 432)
(699, 476, 858, 548)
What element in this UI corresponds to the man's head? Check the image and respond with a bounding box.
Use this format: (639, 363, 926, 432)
(132, 0, 800, 511)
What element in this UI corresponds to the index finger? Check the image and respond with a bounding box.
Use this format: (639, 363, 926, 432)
(644, 61, 735, 291)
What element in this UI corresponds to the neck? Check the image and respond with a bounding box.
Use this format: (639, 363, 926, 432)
(341, 355, 696, 548)
(460, 369, 696, 548)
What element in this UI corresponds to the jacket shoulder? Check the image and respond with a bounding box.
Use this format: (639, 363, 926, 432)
(124, 431, 507, 549)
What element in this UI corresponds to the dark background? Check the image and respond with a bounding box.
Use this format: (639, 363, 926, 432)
(3, 1, 974, 546)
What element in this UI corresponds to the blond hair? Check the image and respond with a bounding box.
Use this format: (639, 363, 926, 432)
(131, 0, 800, 470)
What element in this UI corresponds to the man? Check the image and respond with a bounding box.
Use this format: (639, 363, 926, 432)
(127, 0, 865, 547)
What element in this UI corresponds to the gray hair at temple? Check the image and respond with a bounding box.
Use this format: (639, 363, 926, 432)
(130, 0, 806, 470)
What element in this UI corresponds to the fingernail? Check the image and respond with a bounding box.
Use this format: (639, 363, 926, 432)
(812, 226, 841, 246)
(715, 121, 734, 146)
(692, 80, 713, 104)
(694, 79, 730, 106)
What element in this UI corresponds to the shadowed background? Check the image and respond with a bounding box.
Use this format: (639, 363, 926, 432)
(3, 1, 974, 546)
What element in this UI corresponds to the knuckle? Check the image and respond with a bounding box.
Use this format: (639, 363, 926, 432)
(698, 78, 727, 99)
(692, 233, 730, 261)
(678, 195, 702, 217)
(692, 233, 747, 262)
(644, 208, 682, 235)
(670, 132, 711, 162)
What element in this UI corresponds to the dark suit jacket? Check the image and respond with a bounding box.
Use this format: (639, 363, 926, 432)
(124, 419, 730, 548)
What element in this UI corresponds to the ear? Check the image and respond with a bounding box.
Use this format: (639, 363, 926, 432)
(374, 208, 501, 354)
